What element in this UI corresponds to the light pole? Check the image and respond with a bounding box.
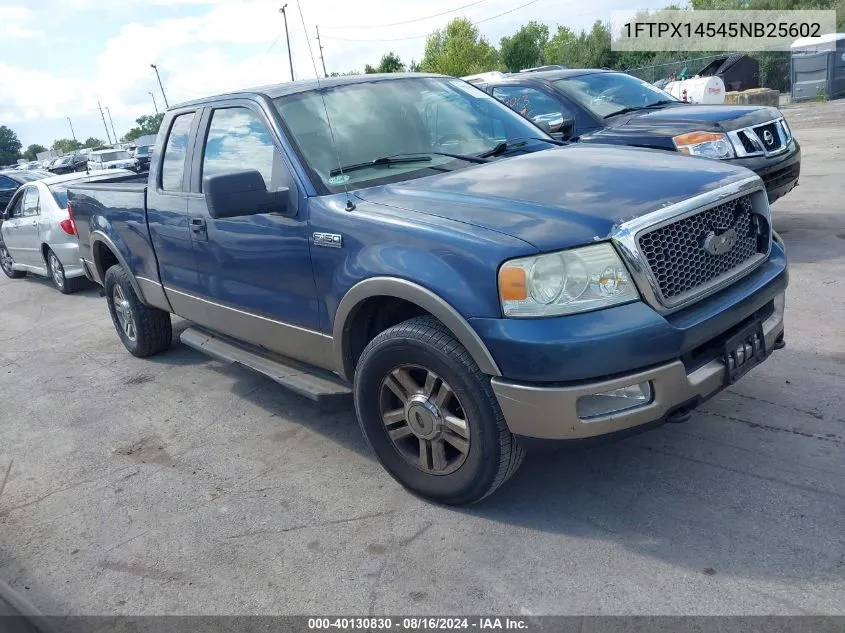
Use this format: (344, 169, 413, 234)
(150, 64, 170, 108)
(104, 106, 119, 145)
(279, 5, 294, 81)
(66, 117, 77, 142)
(97, 101, 113, 144)
(149, 91, 159, 114)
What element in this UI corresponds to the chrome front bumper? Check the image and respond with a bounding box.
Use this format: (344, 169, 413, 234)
(491, 292, 785, 440)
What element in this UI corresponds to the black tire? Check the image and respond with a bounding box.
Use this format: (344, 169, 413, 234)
(0, 241, 26, 279)
(354, 315, 524, 505)
(46, 248, 86, 294)
(104, 264, 172, 358)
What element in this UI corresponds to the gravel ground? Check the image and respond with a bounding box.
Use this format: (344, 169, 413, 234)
(0, 99, 844, 616)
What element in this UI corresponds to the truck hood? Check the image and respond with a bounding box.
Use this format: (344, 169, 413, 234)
(355, 144, 755, 252)
(604, 103, 782, 136)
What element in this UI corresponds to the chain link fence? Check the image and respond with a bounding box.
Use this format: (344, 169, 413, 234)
(625, 52, 791, 93)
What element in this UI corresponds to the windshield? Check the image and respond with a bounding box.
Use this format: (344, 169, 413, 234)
(554, 72, 678, 118)
(94, 151, 130, 163)
(135, 146, 151, 156)
(14, 170, 51, 182)
(273, 76, 552, 192)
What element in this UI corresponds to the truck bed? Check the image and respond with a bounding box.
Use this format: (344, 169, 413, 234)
(67, 173, 160, 287)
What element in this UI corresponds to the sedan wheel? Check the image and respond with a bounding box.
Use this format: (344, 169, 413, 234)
(48, 251, 65, 290)
(0, 243, 26, 279)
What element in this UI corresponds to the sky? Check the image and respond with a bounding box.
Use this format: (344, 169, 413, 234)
(1, 0, 669, 149)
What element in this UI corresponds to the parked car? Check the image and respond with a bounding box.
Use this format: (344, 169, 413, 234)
(132, 144, 154, 171)
(48, 153, 88, 175)
(68, 74, 787, 504)
(0, 169, 52, 212)
(87, 149, 139, 172)
(475, 68, 800, 204)
(0, 170, 133, 293)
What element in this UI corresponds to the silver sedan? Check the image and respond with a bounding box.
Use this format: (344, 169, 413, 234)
(0, 170, 133, 293)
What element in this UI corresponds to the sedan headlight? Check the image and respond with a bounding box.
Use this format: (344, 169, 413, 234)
(673, 131, 735, 159)
(498, 243, 639, 317)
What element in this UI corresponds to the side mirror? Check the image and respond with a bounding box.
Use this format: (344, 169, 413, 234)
(203, 169, 290, 219)
(532, 113, 575, 140)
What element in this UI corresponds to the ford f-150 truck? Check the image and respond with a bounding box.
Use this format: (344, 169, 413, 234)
(68, 73, 788, 504)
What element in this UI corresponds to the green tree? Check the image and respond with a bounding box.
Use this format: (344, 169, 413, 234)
(544, 26, 576, 66)
(52, 138, 83, 153)
(365, 51, 405, 74)
(22, 144, 47, 161)
(83, 137, 105, 148)
(124, 113, 165, 142)
(0, 126, 23, 165)
(500, 21, 549, 72)
(420, 18, 502, 77)
(408, 59, 422, 72)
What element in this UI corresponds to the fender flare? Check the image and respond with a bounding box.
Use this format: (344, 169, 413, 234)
(90, 231, 147, 302)
(332, 277, 502, 381)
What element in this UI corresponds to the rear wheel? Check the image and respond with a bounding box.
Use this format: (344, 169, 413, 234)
(354, 316, 524, 505)
(47, 249, 86, 294)
(0, 242, 26, 279)
(104, 265, 172, 357)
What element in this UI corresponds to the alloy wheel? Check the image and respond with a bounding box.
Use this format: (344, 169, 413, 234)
(379, 364, 471, 475)
(112, 284, 137, 341)
(0, 244, 13, 274)
(49, 252, 64, 289)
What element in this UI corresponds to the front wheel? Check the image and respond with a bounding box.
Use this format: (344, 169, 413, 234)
(0, 242, 26, 279)
(104, 265, 172, 357)
(354, 316, 524, 505)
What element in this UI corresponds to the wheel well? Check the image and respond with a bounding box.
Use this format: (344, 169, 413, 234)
(93, 241, 119, 281)
(346, 296, 431, 372)
(41, 243, 50, 263)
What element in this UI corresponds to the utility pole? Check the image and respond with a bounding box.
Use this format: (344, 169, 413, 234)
(149, 91, 159, 114)
(97, 101, 113, 145)
(66, 117, 77, 142)
(150, 64, 170, 108)
(315, 26, 327, 77)
(279, 5, 295, 81)
(105, 106, 119, 144)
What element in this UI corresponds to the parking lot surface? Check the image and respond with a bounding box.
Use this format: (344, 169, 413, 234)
(1, 100, 844, 616)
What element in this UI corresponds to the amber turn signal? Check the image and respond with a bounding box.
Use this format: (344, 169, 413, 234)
(498, 265, 527, 301)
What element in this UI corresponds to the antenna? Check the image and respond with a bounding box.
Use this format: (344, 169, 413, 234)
(296, 1, 355, 211)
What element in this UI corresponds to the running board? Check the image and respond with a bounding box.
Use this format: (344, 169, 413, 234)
(180, 327, 352, 405)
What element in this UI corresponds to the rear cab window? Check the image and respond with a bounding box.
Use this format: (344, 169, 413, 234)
(161, 113, 196, 191)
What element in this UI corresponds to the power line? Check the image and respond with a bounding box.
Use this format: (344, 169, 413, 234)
(319, 0, 492, 29)
(319, 0, 542, 42)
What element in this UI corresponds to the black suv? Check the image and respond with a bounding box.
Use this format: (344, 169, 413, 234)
(473, 69, 800, 204)
(132, 145, 153, 171)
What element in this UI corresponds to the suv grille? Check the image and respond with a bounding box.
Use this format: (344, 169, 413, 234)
(637, 194, 768, 305)
(753, 122, 782, 152)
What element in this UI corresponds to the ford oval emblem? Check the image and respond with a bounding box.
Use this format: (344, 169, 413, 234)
(702, 228, 738, 256)
(763, 130, 774, 146)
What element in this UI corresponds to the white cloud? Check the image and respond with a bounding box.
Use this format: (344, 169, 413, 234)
(0, 6, 44, 39)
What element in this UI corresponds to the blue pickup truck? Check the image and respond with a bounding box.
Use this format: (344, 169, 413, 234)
(68, 74, 788, 504)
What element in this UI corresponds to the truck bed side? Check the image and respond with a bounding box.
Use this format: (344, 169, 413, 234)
(68, 173, 163, 293)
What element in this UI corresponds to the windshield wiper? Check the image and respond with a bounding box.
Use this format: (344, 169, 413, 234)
(329, 151, 488, 176)
(478, 136, 566, 159)
(604, 100, 680, 118)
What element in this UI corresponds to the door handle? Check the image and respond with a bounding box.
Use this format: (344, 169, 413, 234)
(189, 218, 206, 232)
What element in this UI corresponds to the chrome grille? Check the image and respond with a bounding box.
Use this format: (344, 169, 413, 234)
(637, 194, 767, 304)
(753, 122, 782, 152)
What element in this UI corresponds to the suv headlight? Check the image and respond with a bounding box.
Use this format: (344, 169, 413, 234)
(498, 243, 639, 317)
(673, 131, 735, 159)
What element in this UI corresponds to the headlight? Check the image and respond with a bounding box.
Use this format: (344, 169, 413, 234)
(498, 243, 639, 317)
(673, 131, 735, 159)
(780, 117, 792, 144)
